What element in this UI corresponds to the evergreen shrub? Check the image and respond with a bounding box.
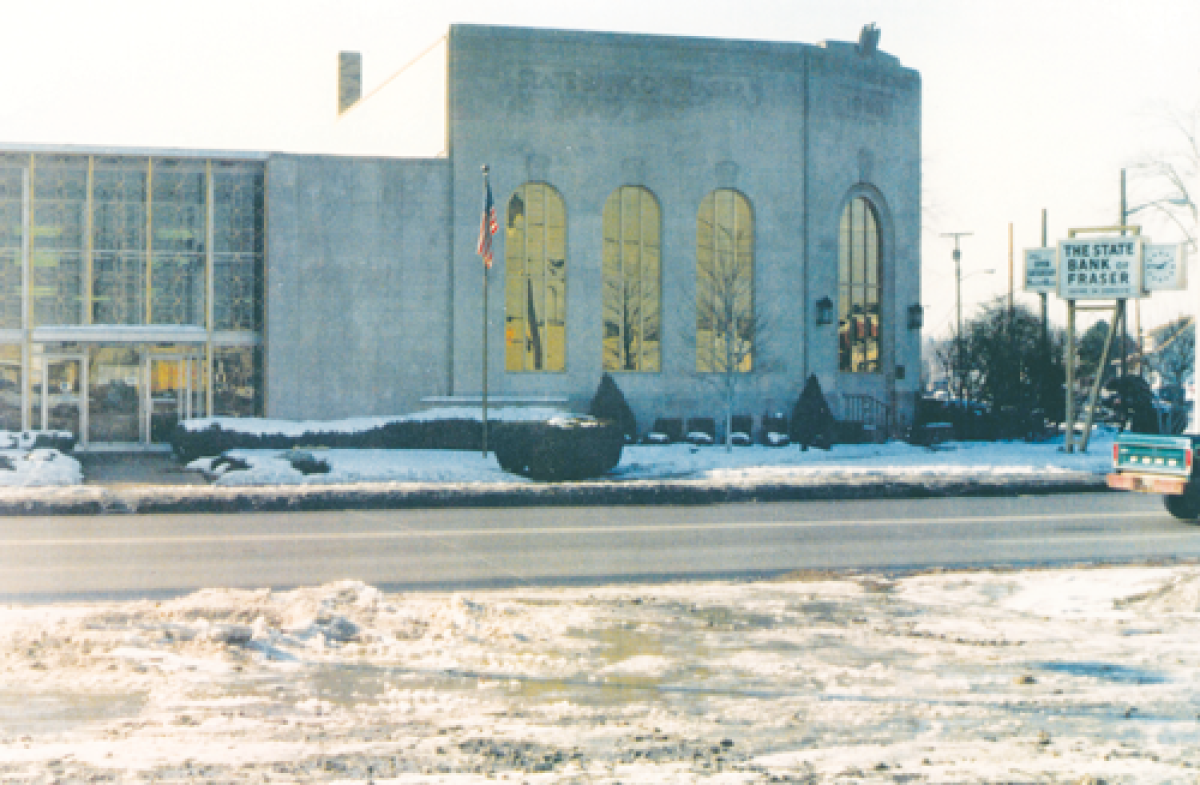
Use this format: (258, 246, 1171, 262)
(588, 373, 638, 442)
(790, 374, 836, 450)
(492, 417, 624, 481)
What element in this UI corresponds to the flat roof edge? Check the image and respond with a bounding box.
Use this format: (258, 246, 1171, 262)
(0, 142, 271, 160)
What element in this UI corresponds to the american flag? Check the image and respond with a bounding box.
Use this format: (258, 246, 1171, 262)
(477, 176, 498, 269)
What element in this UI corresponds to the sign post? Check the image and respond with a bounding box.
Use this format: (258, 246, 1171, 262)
(1057, 228, 1145, 452)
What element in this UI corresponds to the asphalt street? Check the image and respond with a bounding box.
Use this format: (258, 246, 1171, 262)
(2, 492, 1198, 603)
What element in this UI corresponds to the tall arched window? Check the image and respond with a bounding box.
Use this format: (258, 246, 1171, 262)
(696, 189, 754, 373)
(602, 186, 661, 372)
(505, 182, 566, 372)
(838, 196, 882, 373)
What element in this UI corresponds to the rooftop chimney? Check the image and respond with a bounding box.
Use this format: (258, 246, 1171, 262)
(338, 51, 362, 114)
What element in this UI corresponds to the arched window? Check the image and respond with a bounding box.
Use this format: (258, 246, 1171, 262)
(602, 186, 661, 372)
(505, 183, 566, 372)
(696, 189, 754, 373)
(838, 196, 882, 373)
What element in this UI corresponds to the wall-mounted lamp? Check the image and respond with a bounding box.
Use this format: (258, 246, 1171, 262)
(815, 296, 834, 326)
(907, 303, 924, 331)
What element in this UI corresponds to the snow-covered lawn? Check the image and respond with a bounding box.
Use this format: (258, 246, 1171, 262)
(3, 564, 1199, 781)
(188, 432, 1116, 486)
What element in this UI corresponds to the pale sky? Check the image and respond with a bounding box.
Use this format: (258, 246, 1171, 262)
(1, 0, 1196, 339)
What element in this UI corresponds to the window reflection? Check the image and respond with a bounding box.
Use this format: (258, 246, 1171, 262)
(0, 345, 19, 430)
(838, 197, 882, 373)
(88, 347, 142, 443)
(505, 182, 566, 372)
(602, 186, 661, 372)
(696, 189, 754, 373)
(92, 157, 148, 326)
(150, 159, 206, 326)
(212, 346, 261, 417)
(32, 156, 87, 326)
(0, 160, 24, 330)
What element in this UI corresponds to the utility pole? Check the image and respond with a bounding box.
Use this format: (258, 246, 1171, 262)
(1119, 168, 1140, 377)
(942, 232, 973, 399)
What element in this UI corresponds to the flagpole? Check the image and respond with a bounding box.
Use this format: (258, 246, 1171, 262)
(480, 165, 490, 457)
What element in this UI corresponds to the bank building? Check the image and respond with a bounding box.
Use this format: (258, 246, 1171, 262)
(0, 23, 921, 449)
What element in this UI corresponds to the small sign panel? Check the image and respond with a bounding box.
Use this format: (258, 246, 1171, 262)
(1023, 247, 1057, 293)
(1142, 243, 1188, 292)
(1057, 236, 1143, 299)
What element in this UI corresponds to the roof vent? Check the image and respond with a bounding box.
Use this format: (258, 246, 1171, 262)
(338, 51, 362, 114)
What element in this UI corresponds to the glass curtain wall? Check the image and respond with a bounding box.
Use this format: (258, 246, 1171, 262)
(0, 159, 23, 329)
(150, 160, 206, 325)
(92, 157, 148, 325)
(0, 152, 265, 439)
(212, 163, 264, 332)
(0, 345, 19, 430)
(32, 156, 87, 326)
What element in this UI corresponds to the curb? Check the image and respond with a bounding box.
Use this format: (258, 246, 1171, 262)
(0, 473, 1112, 516)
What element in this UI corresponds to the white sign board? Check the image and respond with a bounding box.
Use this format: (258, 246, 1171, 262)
(1023, 247, 1057, 293)
(1142, 242, 1188, 292)
(1057, 236, 1143, 299)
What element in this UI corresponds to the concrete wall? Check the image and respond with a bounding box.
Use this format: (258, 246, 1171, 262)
(265, 154, 453, 419)
(446, 25, 920, 435)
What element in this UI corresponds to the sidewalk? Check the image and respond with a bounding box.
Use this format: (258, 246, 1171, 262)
(0, 447, 1111, 516)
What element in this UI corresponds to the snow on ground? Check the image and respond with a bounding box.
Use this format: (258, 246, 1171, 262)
(188, 431, 1116, 487)
(3, 564, 1200, 782)
(0, 449, 80, 487)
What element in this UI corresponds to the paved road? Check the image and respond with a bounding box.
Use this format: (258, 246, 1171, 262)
(2, 492, 1198, 602)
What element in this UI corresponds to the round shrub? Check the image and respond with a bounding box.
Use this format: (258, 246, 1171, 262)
(492, 417, 624, 481)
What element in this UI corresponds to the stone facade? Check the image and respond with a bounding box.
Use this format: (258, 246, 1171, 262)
(262, 25, 921, 435)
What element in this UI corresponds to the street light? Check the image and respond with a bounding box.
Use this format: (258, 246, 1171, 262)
(941, 233, 997, 399)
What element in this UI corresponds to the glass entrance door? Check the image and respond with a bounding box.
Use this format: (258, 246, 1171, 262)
(146, 355, 203, 445)
(88, 347, 141, 445)
(36, 356, 84, 437)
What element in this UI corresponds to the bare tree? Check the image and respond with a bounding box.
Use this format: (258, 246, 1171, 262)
(1132, 104, 1199, 250)
(1146, 316, 1194, 387)
(694, 245, 769, 452)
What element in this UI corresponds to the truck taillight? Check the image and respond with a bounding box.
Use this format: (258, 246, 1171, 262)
(1113, 443, 1120, 464)
(1188, 449, 1194, 472)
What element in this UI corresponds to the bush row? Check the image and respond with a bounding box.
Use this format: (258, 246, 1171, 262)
(172, 416, 625, 482)
(171, 419, 483, 463)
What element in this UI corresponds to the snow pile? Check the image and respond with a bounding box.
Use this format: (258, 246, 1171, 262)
(0, 448, 81, 487)
(190, 448, 522, 486)
(3, 565, 1200, 781)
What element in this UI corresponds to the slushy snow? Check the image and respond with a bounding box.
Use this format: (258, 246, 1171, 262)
(3, 565, 1200, 781)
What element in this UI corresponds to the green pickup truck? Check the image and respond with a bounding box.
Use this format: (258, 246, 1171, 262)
(1107, 432, 1200, 520)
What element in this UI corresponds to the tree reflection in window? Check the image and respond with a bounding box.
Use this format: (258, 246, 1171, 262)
(602, 186, 661, 372)
(838, 196, 881, 373)
(505, 182, 566, 372)
(696, 189, 754, 373)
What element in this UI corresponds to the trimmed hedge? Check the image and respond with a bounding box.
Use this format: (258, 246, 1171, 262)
(171, 418, 483, 463)
(492, 417, 624, 482)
